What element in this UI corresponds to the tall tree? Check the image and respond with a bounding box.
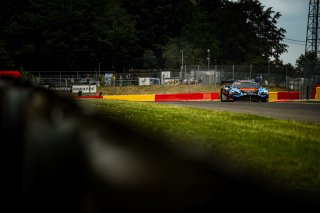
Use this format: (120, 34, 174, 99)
(1, 0, 138, 71)
(0, 0, 289, 71)
(179, 0, 287, 65)
(0, 40, 15, 69)
(121, 0, 195, 68)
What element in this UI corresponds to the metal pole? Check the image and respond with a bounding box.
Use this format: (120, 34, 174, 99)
(267, 62, 270, 86)
(232, 65, 235, 80)
(114, 78, 116, 94)
(285, 66, 288, 88)
(98, 63, 101, 85)
(181, 49, 184, 80)
(207, 49, 210, 70)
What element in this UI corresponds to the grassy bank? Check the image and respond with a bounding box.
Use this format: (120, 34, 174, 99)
(79, 99, 320, 196)
(97, 84, 286, 95)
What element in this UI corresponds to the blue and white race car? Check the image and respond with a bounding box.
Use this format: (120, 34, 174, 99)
(220, 80, 268, 102)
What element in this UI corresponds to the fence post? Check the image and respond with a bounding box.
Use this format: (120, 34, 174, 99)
(268, 62, 270, 86)
(185, 65, 187, 79)
(232, 65, 235, 80)
(285, 66, 288, 88)
(212, 73, 214, 92)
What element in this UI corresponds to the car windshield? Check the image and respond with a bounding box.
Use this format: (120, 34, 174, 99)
(232, 81, 260, 89)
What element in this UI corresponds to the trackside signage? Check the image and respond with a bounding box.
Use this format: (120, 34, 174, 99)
(72, 85, 97, 93)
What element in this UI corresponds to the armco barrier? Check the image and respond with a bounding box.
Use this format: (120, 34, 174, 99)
(103, 94, 155, 102)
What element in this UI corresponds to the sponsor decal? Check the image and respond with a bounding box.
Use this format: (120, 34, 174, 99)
(50, 87, 71, 91)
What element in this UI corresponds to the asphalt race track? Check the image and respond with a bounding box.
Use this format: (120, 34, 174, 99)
(158, 101, 320, 124)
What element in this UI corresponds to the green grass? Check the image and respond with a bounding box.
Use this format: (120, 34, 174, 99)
(79, 99, 320, 195)
(98, 84, 286, 95)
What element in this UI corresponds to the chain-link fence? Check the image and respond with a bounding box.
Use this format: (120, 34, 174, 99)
(303, 63, 320, 99)
(25, 65, 320, 98)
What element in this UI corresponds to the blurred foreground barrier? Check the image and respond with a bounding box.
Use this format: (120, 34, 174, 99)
(0, 76, 318, 212)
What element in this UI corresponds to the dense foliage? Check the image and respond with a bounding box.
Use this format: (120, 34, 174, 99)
(0, 0, 287, 71)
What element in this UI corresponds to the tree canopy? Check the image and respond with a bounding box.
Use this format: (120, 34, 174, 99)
(0, 0, 287, 71)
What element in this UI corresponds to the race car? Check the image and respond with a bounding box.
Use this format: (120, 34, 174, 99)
(220, 80, 268, 102)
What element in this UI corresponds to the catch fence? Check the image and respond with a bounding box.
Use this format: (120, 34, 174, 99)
(25, 64, 319, 98)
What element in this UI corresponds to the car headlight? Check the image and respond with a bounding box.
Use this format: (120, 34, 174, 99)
(259, 91, 268, 95)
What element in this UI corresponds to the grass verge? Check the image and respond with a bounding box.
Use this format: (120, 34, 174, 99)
(79, 99, 320, 196)
(98, 84, 286, 95)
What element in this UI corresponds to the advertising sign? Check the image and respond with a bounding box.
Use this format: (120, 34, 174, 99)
(138, 78, 160, 85)
(72, 85, 97, 93)
(161, 71, 171, 84)
(104, 73, 113, 86)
